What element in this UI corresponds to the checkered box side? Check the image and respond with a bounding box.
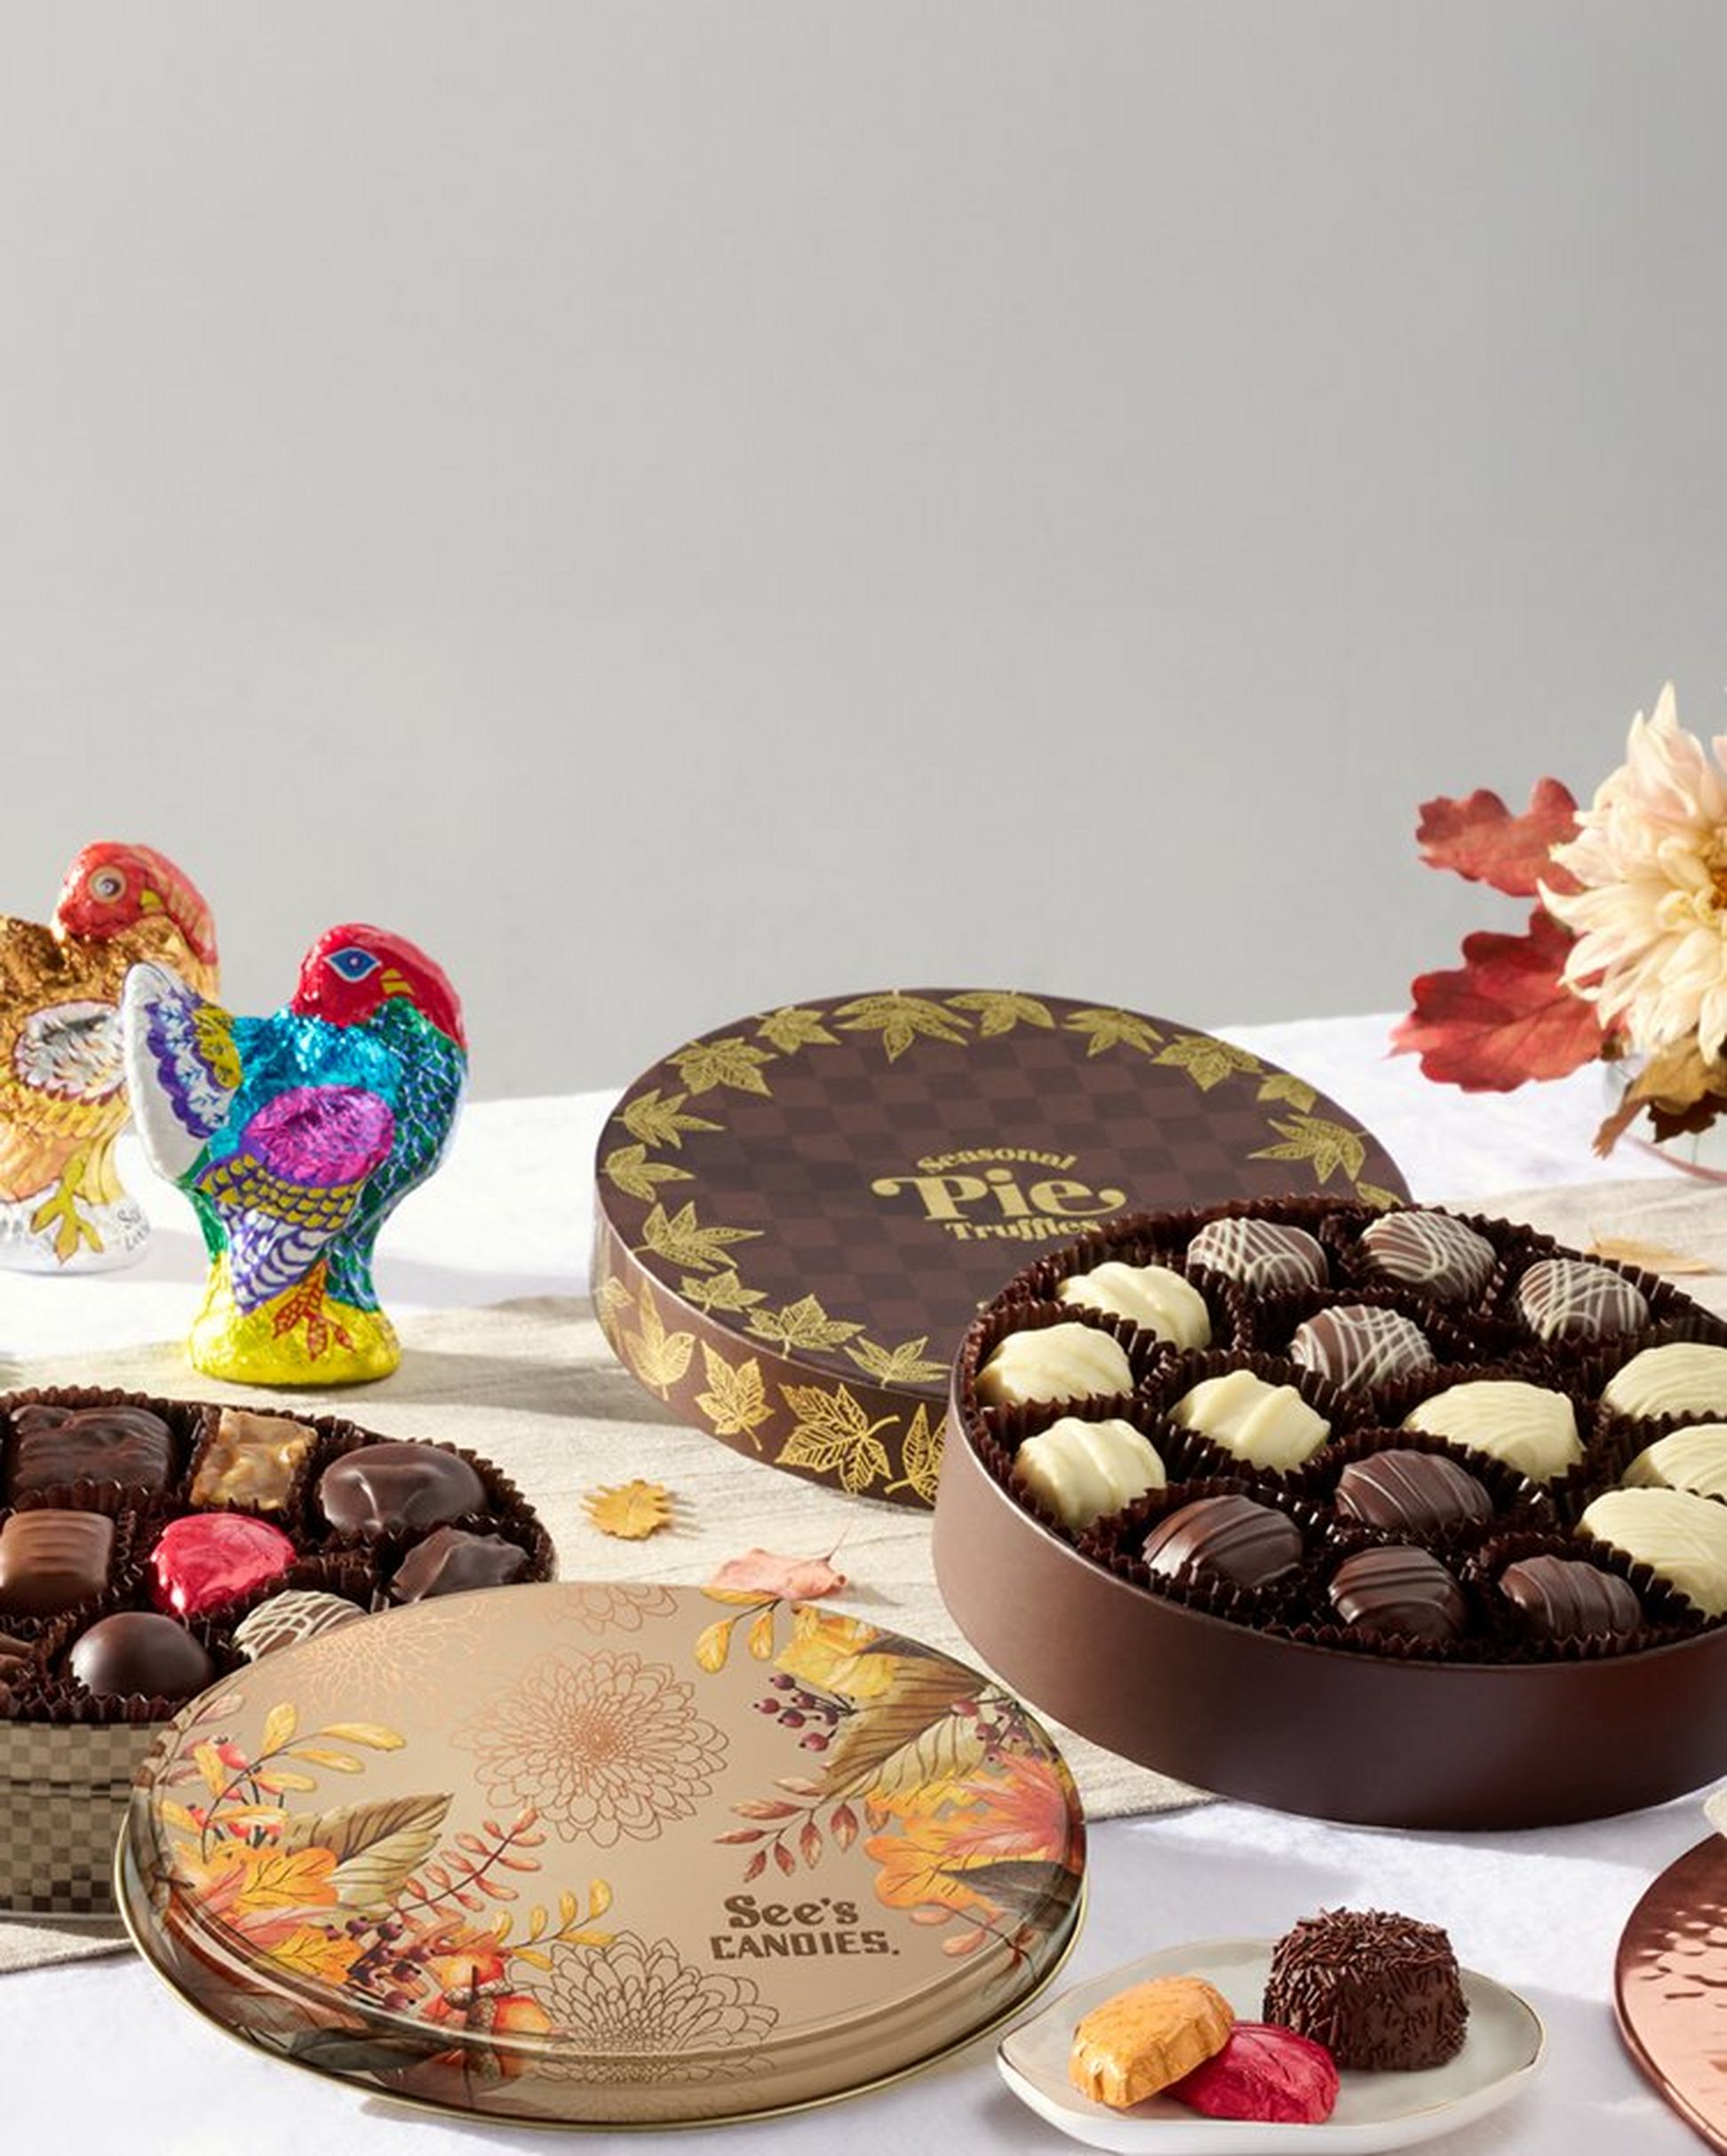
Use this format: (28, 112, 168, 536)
(0, 1722, 157, 1915)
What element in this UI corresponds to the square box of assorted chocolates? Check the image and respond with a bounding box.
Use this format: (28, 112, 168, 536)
(933, 1196, 1727, 1830)
(0, 1388, 553, 1913)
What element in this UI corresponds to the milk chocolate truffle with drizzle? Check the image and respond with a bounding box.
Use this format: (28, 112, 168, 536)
(1359, 1211, 1495, 1304)
(1057, 1261, 1211, 1348)
(1516, 1257, 1648, 1344)
(975, 1321, 1134, 1410)
(1288, 1306, 1434, 1393)
(1188, 1218, 1327, 1293)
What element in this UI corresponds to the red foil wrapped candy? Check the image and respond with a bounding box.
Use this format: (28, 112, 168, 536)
(151, 1513, 297, 1619)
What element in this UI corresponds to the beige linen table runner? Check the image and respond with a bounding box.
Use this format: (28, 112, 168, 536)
(6, 1177, 1724, 1974)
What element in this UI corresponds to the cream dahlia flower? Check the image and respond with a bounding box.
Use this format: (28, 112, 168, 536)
(1545, 684, 1727, 1057)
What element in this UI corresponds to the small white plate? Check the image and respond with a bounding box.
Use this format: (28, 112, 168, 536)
(998, 1938, 1545, 2153)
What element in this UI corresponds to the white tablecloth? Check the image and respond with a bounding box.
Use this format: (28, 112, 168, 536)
(0, 1017, 1709, 2155)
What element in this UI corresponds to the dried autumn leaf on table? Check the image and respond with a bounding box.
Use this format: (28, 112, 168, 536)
(1416, 778, 1582, 896)
(704, 1547, 847, 1602)
(1585, 1236, 1712, 1277)
(1391, 908, 1606, 1089)
(585, 1480, 675, 1540)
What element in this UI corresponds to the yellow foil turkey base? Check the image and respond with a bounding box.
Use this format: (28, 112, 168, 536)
(186, 1259, 401, 1386)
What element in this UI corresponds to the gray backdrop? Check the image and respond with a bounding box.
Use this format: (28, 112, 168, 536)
(1, 2, 1719, 1097)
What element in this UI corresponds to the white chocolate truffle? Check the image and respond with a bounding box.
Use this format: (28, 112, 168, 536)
(1604, 1343, 1727, 1421)
(1057, 1261, 1212, 1349)
(1014, 1417, 1165, 1531)
(1170, 1369, 1331, 1471)
(1402, 1380, 1581, 1483)
(1623, 1424, 1727, 1502)
(1579, 1486, 1727, 1615)
(975, 1321, 1134, 1410)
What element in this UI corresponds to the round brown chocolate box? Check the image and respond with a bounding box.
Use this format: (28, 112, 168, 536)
(592, 990, 1406, 1508)
(933, 1197, 1727, 1830)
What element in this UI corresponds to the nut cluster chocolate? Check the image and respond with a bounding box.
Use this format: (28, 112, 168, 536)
(0, 1388, 554, 1722)
(960, 1196, 1727, 1669)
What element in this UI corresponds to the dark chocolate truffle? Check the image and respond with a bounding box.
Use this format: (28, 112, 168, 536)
(1287, 1306, 1435, 1393)
(1188, 1218, 1327, 1293)
(0, 1509, 115, 1618)
(389, 1527, 530, 1603)
(7, 1404, 173, 1497)
(1327, 1547, 1465, 1643)
(1499, 1555, 1641, 1640)
(69, 1611, 216, 1701)
(1262, 1908, 1468, 2071)
(1516, 1256, 1649, 1344)
(1358, 1211, 1495, 1303)
(1142, 1495, 1303, 1593)
(1333, 1450, 1492, 1535)
(318, 1443, 488, 1538)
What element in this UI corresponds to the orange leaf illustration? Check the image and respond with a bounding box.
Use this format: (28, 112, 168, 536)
(260, 1923, 364, 1985)
(584, 1479, 674, 1540)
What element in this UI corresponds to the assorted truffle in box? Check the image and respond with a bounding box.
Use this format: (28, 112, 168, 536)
(958, 1196, 1727, 1667)
(0, 1388, 554, 1722)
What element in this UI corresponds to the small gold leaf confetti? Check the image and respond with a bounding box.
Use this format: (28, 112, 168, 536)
(1585, 1234, 1712, 1277)
(585, 1479, 675, 1540)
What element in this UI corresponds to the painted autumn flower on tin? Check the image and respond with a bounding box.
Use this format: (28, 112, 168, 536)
(696, 1596, 1085, 1972)
(1396, 681, 1727, 1151)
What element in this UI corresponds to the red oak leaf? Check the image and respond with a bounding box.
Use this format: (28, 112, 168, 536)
(1416, 777, 1581, 897)
(704, 1547, 847, 1602)
(1391, 907, 1606, 1090)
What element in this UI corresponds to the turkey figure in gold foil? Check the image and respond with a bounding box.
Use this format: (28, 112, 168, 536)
(0, 843, 219, 1269)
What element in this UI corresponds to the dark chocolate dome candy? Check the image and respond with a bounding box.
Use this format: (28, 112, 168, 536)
(1262, 1908, 1468, 2071)
(1327, 1547, 1465, 1643)
(1142, 1495, 1303, 1592)
(1499, 1555, 1641, 1640)
(69, 1611, 216, 1701)
(390, 1527, 531, 1603)
(1333, 1450, 1492, 1534)
(319, 1442, 488, 1537)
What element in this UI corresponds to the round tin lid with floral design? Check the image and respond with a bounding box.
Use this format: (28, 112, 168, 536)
(119, 1580, 1086, 2128)
(592, 989, 1408, 1508)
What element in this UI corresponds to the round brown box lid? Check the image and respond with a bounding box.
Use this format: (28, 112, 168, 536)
(120, 1581, 1086, 2128)
(592, 990, 1407, 1506)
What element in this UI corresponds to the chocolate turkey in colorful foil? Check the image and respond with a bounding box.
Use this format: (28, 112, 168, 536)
(122, 925, 466, 1384)
(0, 843, 218, 1271)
